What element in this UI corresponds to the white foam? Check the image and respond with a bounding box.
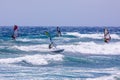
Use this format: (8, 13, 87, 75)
(12, 41, 120, 55)
(62, 67, 120, 80)
(17, 38, 46, 42)
(70, 67, 120, 80)
(65, 32, 120, 39)
(12, 44, 49, 52)
(86, 68, 120, 80)
(0, 54, 64, 65)
(58, 42, 120, 55)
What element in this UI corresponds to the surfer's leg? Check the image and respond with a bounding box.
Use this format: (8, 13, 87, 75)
(49, 44, 52, 49)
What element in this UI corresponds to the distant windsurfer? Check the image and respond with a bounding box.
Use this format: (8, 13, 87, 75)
(12, 25, 18, 40)
(104, 28, 111, 43)
(56, 27, 62, 37)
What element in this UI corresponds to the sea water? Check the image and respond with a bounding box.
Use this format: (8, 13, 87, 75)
(0, 26, 120, 80)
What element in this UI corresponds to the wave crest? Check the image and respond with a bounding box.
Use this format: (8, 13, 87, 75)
(0, 54, 64, 66)
(65, 32, 120, 39)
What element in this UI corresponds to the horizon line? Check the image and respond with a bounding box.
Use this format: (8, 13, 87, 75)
(0, 25, 120, 27)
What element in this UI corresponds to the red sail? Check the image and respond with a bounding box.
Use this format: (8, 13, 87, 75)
(12, 25, 18, 40)
(14, 25, 18, 31)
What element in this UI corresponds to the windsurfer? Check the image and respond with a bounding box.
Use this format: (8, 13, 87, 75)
(56, 27, 62, 37)
(104, 28, 111, 43)
(12, 25, 18, 40)
(45, 31, 56, 49)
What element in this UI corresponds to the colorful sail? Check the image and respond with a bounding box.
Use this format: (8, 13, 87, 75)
(12, 25, 18, 40)
(104, 28, 111, 43)
(45, 31, 52, 42)
(14, 25, 18, 31)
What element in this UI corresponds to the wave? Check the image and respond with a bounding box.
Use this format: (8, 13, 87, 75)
(0, 54, 64, 66)
(86, 67, 120, 80)
(58, 42, 120, 55)
(12, 42, 120, 55)
(65, 32, 120, 39)
(16, 38, 47, 42)
(12, 44, 49, 52)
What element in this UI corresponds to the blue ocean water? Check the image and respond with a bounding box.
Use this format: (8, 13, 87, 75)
(0, 26, 120, 80)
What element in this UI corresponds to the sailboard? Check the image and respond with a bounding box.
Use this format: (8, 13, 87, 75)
(45, 31, 64, 53)
(104, 28, 111, 43)
(51, 48, 64, 53)
(12, 25, 18, 40)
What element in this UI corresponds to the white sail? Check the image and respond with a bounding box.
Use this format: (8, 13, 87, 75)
(104, 28, 111, 42)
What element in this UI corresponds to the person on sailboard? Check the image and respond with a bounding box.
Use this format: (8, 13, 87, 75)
(45, 31, 56, 49)
(56, 27, 62, 37)
(45, 31, 64, 53)
(48, 35, 54, 49)
(48, 40, 57, 49)
(104, 28, 111, 43)
(49, 42, 54, 49)
(12, 25, 18, 40)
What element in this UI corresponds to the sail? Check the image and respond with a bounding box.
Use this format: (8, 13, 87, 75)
(104, 28, 111, 43)
(12, 25, 18, 40)
(14, 25, 18, 31)
(45, 31, 52, 42)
